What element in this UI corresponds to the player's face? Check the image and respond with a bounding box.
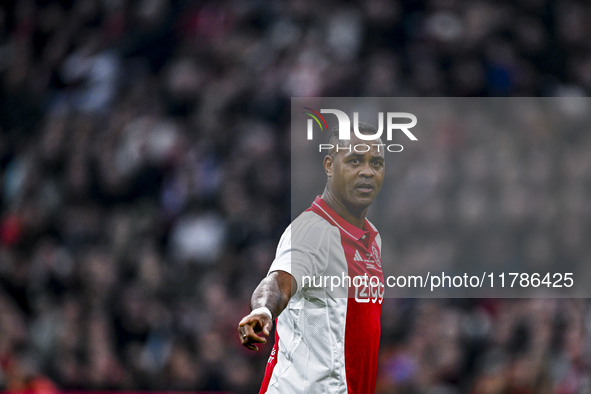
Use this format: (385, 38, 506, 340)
(327, 136, 385, 210)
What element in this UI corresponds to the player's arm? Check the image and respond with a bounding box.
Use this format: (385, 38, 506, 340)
(238, 270, 296, 351)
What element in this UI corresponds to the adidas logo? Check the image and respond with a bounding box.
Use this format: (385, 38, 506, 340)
(353, 250, 363, 262)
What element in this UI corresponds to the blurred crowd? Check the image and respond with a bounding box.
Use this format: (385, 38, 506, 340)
(0, 0, 590, 393)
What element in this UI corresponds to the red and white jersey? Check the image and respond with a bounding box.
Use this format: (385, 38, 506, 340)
(260, 196, 384, 394)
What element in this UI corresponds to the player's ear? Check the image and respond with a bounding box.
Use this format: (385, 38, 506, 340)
(323, 155, 333, 176)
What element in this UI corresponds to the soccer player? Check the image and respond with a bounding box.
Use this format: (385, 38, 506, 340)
(238, 123, 385, 394)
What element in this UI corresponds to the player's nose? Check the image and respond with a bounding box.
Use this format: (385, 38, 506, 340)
(359, 162, 374, 177)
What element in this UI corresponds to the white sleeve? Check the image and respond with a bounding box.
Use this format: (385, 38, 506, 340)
(268, 217, 333, 292)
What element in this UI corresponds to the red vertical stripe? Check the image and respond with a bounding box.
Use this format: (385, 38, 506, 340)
(258, 321, 280, 394)
(344, 299, 382, 393)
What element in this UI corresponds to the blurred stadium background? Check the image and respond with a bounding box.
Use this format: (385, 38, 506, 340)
(0, 0, 590, 393)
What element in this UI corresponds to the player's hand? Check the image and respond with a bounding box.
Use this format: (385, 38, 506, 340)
(238, 313, 273, 351)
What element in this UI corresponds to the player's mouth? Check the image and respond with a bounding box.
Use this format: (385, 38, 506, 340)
(355, 183, 375, 193)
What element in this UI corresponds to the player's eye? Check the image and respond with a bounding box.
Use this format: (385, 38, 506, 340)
(350, 158, 360, 164)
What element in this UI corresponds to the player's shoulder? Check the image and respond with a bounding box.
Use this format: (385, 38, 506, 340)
(291, 210, 336, 233)
(292, 210, 332, 228)
(281, 210, 338, 243)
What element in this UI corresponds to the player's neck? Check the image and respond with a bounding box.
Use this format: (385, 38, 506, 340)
(321, 189, 367, 229)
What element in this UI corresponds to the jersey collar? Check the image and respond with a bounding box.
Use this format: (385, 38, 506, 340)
(311, 196, 378, 246)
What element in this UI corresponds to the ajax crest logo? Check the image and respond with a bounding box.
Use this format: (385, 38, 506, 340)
(372, 246, 381, 268)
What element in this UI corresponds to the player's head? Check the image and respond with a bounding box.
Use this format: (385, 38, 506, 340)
(323, 122, 385, 212)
